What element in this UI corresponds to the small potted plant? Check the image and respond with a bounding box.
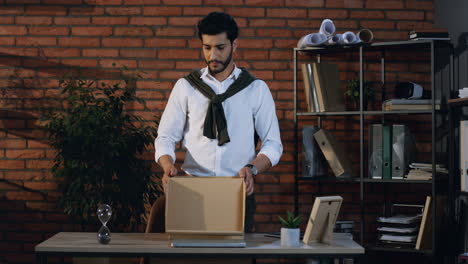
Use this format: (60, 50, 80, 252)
(344, 77, 375, 111)
(279, 211, 303, 247)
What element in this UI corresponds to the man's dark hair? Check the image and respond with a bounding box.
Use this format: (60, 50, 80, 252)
(197, 12, 238, 43)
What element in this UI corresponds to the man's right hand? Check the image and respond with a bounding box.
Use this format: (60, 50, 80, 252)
(158, 155, 178, 193)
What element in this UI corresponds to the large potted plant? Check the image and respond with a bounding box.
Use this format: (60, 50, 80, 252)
(43, 70, 160, 231)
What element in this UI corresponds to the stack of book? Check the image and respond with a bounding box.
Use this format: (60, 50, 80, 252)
(301, 62, 346, 112)
(409, 28, 450, 41)
(382, 99, 440, 111)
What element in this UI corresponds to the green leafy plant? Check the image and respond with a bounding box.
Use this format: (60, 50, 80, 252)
(42, 69, 161, 231)
(344, 77, 375, 110)
(278, 211, 303, 229)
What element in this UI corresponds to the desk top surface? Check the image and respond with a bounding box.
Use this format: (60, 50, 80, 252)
(35, 232, 364, 256)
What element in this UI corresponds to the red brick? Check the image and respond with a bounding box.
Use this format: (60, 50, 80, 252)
(120, 49, 157, 58)
(26, 160, 54, 169)
(145, 38, 187, 48)
(54, 17, 90, 25)
(105, 7, 141, 15)
(256, 28, 293, 38)
(243, 50, 268, 60)
(0, 242, 22, 252)
(267, 8, 307, 18)
(204, 0, 243, 5)
(326, 0, 363, 8)
(366, 0, 403, 9)
(4, 171, 49, 181)
(25, 6, 67, 15)
(29, 26, 70, 36)
(130, 17, 167, 26)
(174, 60, 204, 70)
(286, 0, 323, 7)
(28, 140, 50, 148)
(0, 36, 15, 45)
(6, 190, 44, 200)
(70, 7, 105, 15)
(158, 49, 199, 59)
(84, 0, 122, 4)
(163, 0, 201, 5)
(136, 81, 173, 90)
(144, 6, 182, 16)
(41, 48, 80, 57)
(139, 60, 175, 69)
(249, 18, 286, 27)
(156, 27, 194, 37)
(16, 37, 56, 46)
(360, 21, 395, 30)
(115, 27, 153, 36)
(406, 1, 433, 10)
(61, 58, 98, 67)
(24, 181, 58, 191)
(0, 26, 27, 35)
(100, 59, 137, 68)
(386, 10, 425, 20)
(82, 48, 119, 57)
(42, 0, 82, 3)
(124, 0, 160, 3)
(91, 17, 128, 26)
(239, 39, 273, 49)
(0, 17, 13, 24)
(5, 149, 45, 159)
(15, 16, 52, 25)
(159, 70, 186, 80)
(226, 7, 265, 18)
(102, 38, 143, 47)
(72, 26, 112, 36)
(245, 0, 284, 6)
(182, 7, 221, 16)
(397, 21, 433, 30)
(168, 16, 202, 27)
(350, 10, 385, 19)
(1, 139, 27, 149)
(0, 5, 24, 15)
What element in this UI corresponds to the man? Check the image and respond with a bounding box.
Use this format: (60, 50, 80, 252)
(153, 12, 282, 232)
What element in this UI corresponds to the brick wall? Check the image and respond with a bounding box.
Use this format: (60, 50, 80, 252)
(0, 1, 435, 263)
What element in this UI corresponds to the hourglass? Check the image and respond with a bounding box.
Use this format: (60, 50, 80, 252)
(97, 204, 112, 244)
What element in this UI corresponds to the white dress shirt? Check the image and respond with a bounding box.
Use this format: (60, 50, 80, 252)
(154, 66, 283, 176)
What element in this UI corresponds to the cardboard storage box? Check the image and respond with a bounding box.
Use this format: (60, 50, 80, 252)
(165, 177, 245, 236)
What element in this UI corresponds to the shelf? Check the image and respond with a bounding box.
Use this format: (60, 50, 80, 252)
(366, 244, 432, 255)
(448, 97, 468, 107)
(296, 176, 359, 183)
(363, 178, 432, 184)
(296, 110, 434, 116)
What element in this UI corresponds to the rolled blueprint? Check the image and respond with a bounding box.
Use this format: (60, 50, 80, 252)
(319, 19, 335, 37)
(297, 33, 328, 48)
(341, 31, 357, 44)
(357, 28, 373, 43)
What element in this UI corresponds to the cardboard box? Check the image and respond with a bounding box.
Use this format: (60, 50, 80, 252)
(165, 177, 245, 236)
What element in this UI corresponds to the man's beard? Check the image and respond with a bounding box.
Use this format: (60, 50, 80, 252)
(205, 48, 233, 75)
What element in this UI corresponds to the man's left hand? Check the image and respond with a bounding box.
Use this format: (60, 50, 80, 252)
(239, 166, 254, 196)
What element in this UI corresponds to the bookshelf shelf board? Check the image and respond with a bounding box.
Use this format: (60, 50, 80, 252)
(296, 110, 434, 116)
(297, 176, 359, 183)
(296, 111, 360, 116)
(363, 179, 432, 184)
(457, 191, 468, 196)
(448, 97, 468, 107)
(366, 245, 432, 255)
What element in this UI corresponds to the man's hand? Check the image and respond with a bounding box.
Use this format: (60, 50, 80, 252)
(239, 166, 254, 196)
(158, 155, 178, 193)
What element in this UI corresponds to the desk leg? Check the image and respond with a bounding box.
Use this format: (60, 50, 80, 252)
(144, 256, 150, 264)
(35, 254, 46, 264)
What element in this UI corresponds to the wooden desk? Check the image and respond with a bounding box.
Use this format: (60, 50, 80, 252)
(35, 232, 364, 264)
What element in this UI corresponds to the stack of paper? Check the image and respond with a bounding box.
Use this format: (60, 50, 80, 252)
(459, 87, 468, 98)
(377, 214, 421, 245)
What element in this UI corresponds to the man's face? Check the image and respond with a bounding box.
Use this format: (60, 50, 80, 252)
(201, 32, 237, 75)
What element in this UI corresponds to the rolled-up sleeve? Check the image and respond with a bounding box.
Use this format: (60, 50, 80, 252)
(253, 80, 283, 167)
(154, 79, 188, 164)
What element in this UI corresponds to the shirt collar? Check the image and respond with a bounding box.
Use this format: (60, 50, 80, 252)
(200, 65, 241, 82)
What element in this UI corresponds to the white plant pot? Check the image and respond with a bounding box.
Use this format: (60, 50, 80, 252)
(281, 227, 300, 247)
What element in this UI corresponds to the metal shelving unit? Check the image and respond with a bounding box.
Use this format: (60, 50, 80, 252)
(293, 40, 454, 263)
